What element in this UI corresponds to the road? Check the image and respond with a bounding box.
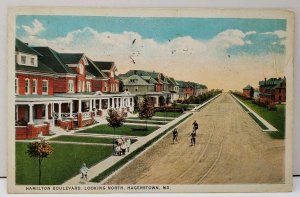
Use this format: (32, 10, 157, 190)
(105, 93, 284, 184)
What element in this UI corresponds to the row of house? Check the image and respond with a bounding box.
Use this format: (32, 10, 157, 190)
(15, 38, 135, 139)
(242, 77, 286, 104)
(119, 70, 207, 107)
(15, 38, 208, 139)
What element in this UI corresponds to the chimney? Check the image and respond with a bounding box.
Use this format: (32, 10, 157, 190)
(264, 78, 267, 85)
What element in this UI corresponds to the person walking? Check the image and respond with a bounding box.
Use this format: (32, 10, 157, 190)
(80, 163, 89, 181)
(190, 131, 196, 146)
(192, 120, 199, 135)
(172, 128, 178, 144)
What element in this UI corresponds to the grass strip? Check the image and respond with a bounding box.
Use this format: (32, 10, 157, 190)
(78, 124, 160, 136)
(90, 113, 193, 183)
(248, 113, 268, 130)
(125, 120, 167, 125)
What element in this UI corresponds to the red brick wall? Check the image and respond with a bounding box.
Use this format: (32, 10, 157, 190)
(57, 119, 73, 130)
(91, 79, 109, 92)
(16, 122, 50, 140)
(16, 74, 54, 95)
(243, 90, 251, 98)
(16, 126, 28, 140)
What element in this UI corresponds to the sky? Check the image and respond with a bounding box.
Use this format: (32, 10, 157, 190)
(16, 15, 288, 91)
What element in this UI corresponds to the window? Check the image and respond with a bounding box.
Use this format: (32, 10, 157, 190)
(32, 79, 37, 94)
(68, 80, 74, 93)
(21, 56, 26, 64)
(135, 86, 138, 92)
(110, 84, 113, 92)
(25, 78, 30, 94)
(104, 82, 107, 92)
(42, 80, 48, 95)
(15, 78, 19, 94)
(78, 81, 81, 92)
(78, 63, 84, 74)
(86, 82, 91, 92)
(30, 58, 35, 65)
(82, 81, 85, 92)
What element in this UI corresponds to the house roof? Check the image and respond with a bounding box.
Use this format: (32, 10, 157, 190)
(16, 60, 56, 74)
(32, 47, 77, 74)
(59, 53, 84, 64)
(93, 61, 114, 70)
(243, 85, 253, 90)
(85, 57, 109, 79)
(121, 75, 153, 86)
(15, 38, 42, 56)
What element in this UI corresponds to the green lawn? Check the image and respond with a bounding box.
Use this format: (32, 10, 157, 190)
(127, 117, 173, 121)
(238, 99, 285, 139)
(125, 119, 167, 125)
(16, 142, 112, 185)
(91, 113, 193, 183)
(154, 111, 183, 118)
(49, 135, 114, 144)
(78, 124, 160, 136)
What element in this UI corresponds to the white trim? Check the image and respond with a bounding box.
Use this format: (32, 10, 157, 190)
(16, 70, 58, 78)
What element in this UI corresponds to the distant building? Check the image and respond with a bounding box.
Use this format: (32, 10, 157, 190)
(242, 85, 254, 98)
(258, 77, 286, 103)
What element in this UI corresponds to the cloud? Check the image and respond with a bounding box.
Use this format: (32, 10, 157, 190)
(19, 26, 287, 91)
(22, 19, 45, 36)
(211, 29, 246, 49)
(261, 30, 286, 38)
(245, 31, 256, 36)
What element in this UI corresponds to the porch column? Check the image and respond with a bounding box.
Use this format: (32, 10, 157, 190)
(99, 99, 102, 110)
(44, 103, 49, 121)
(28, 103, 34, 124)
(70, 102, 73, 117)
(121, 97, 124, 108)
(58, 102, 62, 120)
(78, 99, 82, 113)
(89, 99, 93, 112)
(93, 99, 97, 112)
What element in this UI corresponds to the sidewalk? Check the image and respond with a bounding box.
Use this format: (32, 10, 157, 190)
(63, 112, 192, 185)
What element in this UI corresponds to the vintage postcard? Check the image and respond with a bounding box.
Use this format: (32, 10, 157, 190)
(7, 7, 294, 193)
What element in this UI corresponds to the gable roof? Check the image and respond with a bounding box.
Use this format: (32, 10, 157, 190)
(32, 47, 77, 74)
(16, 60, 56, 74)
(93, 61, 115, 71)
(85, 57, 109, 79)
(243, 85, 253, 90)
(59, 53, 84, 64)
(121, 75, 153, 86)
(16, 38, 42, 56)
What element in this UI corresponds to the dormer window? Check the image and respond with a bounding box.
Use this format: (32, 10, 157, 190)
(30, 57, 35, 65)
(21, 56, 26, 64)
(17, 52, 37, 67)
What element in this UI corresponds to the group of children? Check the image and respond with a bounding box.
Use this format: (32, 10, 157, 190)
(172, 120, 199, 146)
(114, 137, 131, 156)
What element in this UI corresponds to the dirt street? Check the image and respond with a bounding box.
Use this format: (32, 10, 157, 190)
(105, 93, 284, 184)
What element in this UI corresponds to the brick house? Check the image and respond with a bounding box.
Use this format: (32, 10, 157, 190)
(243, 85, 254, 98)
(15, 39, 135, 139)
(258, 77, 286, 104)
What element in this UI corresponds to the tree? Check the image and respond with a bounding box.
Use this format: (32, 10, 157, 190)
(139, 96, 154, 130)
(27, 140, 53, 185)
(106, 109, 126, 151)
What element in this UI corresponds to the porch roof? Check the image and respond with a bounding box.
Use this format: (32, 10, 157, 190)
(16, 95, 73, 103)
